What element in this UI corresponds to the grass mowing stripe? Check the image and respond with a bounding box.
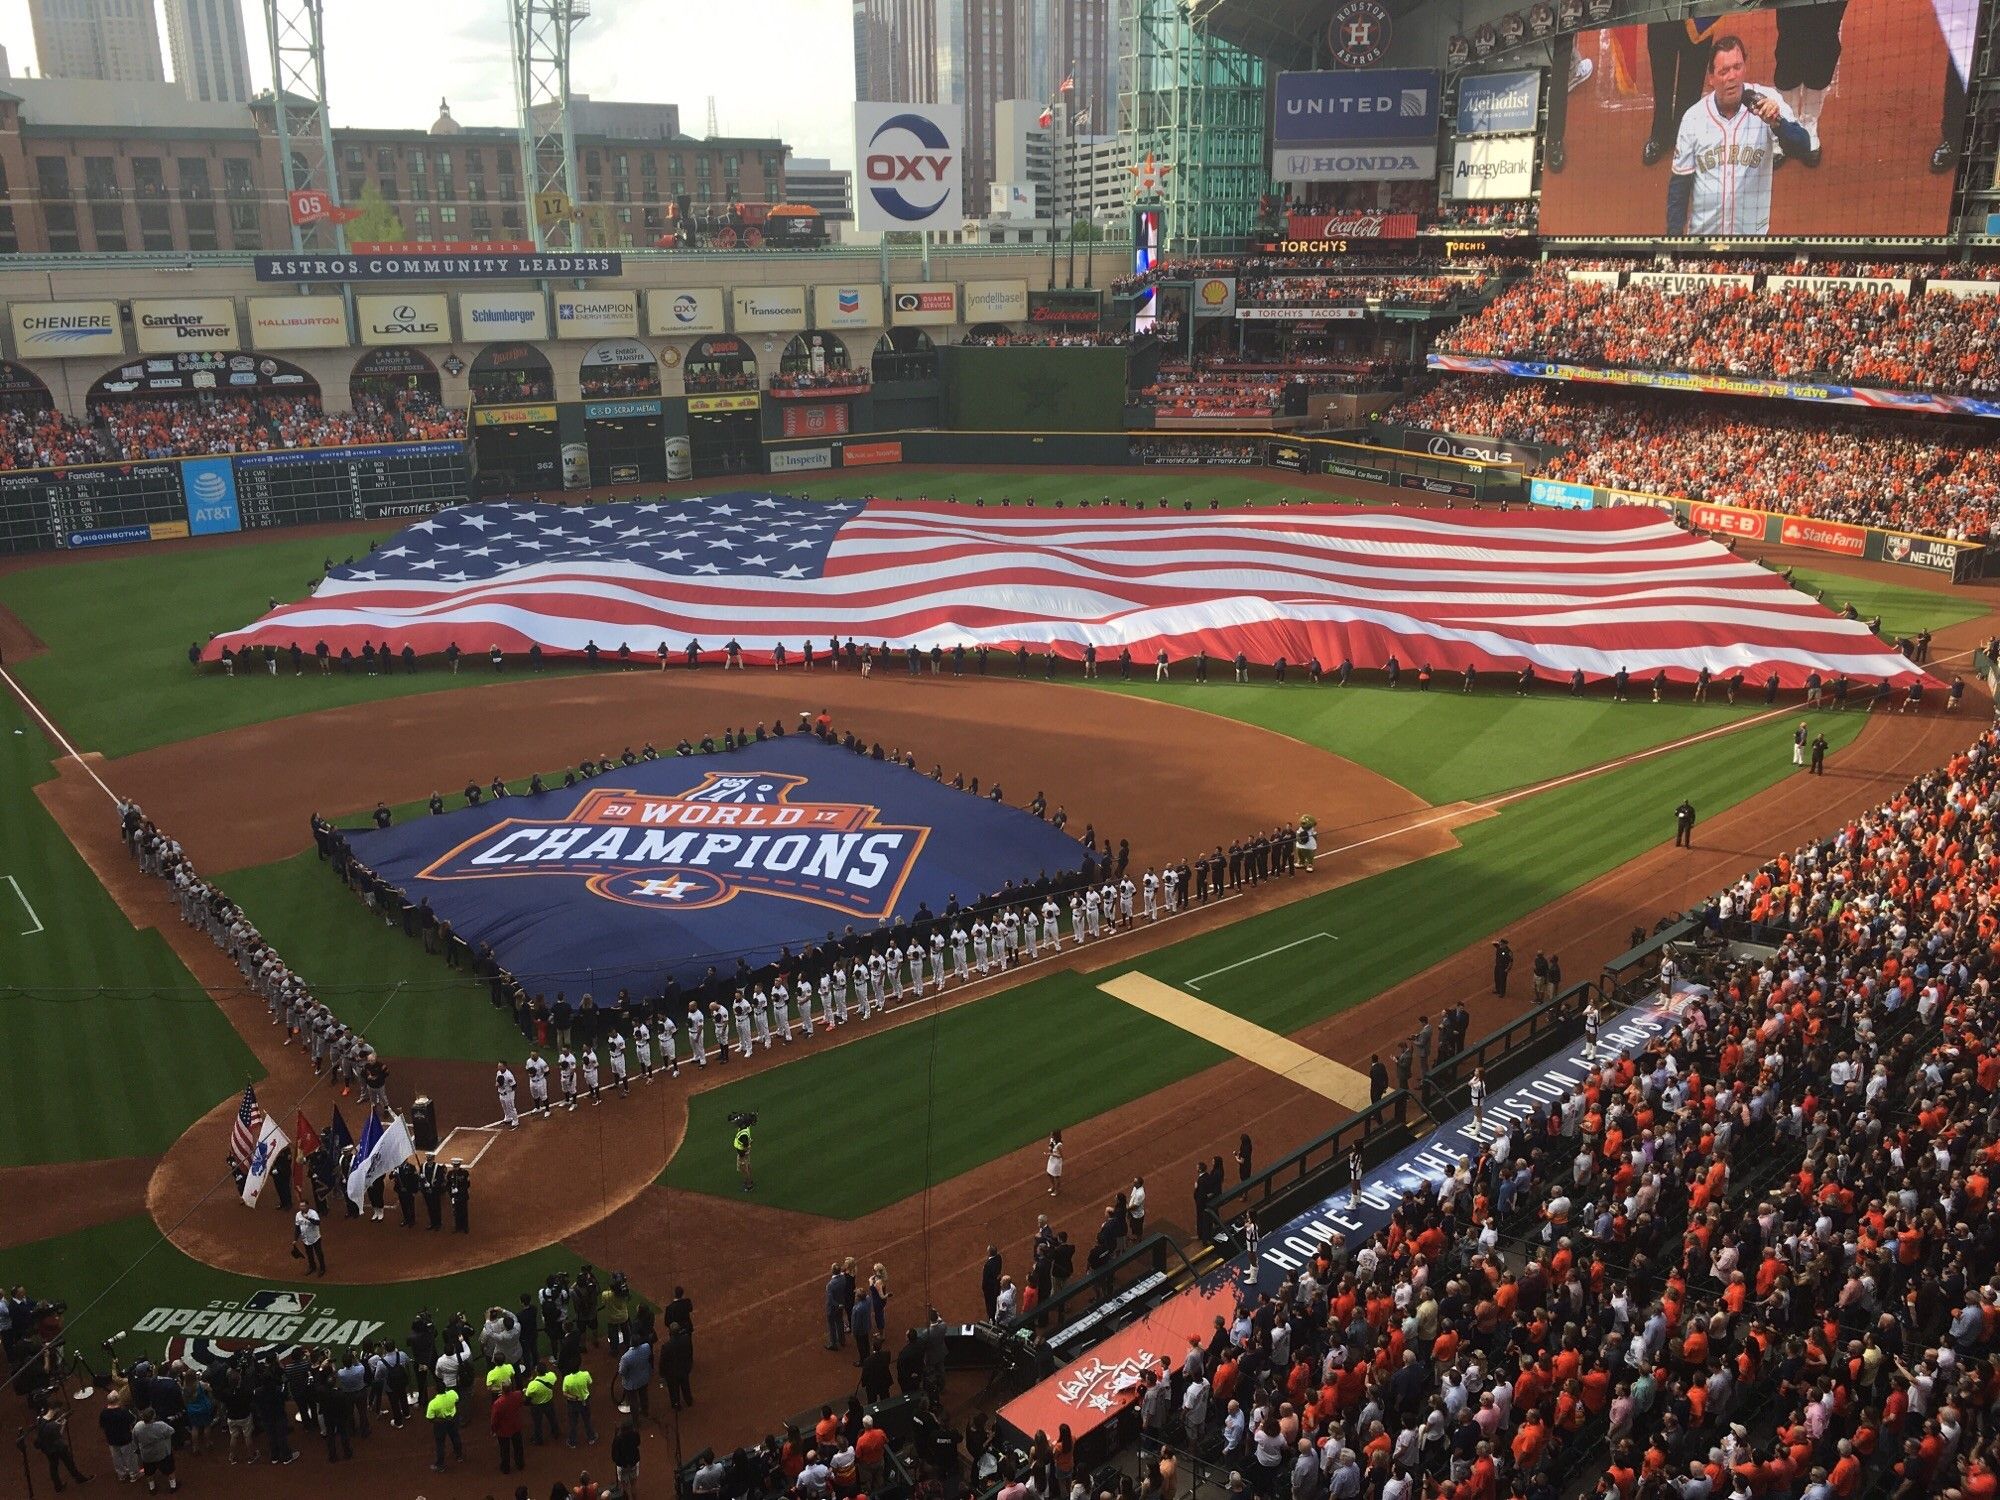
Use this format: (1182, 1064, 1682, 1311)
(660, 974, 1229, 1218)
(662, 711, 1865, 1218)
(1079, 682, 1779, 806)
(0, 694, 257, 1166)
(1170, 712, 1865, 1031)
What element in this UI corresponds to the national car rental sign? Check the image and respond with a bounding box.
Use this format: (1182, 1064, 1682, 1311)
(853, 103, 964, 233)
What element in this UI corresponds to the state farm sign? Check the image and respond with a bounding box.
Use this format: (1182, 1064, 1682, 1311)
(1778, 515, 1866, 556)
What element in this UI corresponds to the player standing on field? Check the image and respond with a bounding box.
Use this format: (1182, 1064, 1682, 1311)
(496, 1063, 519, 1129)
(1667, 35, 1812, 235)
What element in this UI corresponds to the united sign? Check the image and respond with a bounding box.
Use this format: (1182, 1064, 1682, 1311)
(341, 736, 1091, 993)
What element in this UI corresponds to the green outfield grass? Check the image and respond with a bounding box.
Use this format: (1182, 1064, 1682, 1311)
(0, 693, 257, 1166)
(0, 1214, 591, 1367)
(1784, 567, 1990, 645)
(1085, 683, 1776, 806)
(661, 709, 1867, 1217)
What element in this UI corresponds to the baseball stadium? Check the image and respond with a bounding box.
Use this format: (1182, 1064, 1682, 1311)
(3, 0, 2000, 1497)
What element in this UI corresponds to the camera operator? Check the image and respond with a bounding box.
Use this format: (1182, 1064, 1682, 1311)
(32, 1396, 92, 1490)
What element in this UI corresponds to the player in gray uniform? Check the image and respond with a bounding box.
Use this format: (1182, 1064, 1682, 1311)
(1667, 35, 1810, 235)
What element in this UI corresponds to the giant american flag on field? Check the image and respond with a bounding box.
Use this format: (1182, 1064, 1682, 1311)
(206, 495, 1924, 687)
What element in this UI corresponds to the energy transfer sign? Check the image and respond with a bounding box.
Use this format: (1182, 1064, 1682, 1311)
(854, 103, 964, 232)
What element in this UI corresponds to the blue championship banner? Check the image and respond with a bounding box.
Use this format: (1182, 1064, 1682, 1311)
(342, 736, 1091, 991)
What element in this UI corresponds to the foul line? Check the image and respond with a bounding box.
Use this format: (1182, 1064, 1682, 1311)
(1187, 931, 1336, 991)
(4, 875, 44, 936)
(0, 663, 117, 804)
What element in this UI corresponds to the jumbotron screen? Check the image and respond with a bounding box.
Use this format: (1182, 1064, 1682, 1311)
(1538, 0, 1974, 237)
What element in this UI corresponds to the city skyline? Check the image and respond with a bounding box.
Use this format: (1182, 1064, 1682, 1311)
(0, 0, 859, 166)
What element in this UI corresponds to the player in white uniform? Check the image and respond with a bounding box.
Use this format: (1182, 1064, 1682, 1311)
(632, 1019, 654, 1079)
(1119, 878, 1136, 925)
(950, 925, 970, 981)
(1142, 870, 1159, 922)
(732, 993, 754, 1058)
(1667, 35, 1810, 235)
(929, 932, 947, 991)
(608, 1030, 629, 1097)
(496, 1063, 520, 1129)
(1083, 887, 1103, 939)
(581, 1044, 602, 1105)
(558, 1047, 579, 1110)
(658, 1013, 680, 1075)
(751, 986, 772, 1049)
(772, 979, 795, 1041)
(525, 1050, 551, 1117)
(972, 919, 991, 976)
(818, 973, 837, 1030)
(831, 965, 850, 1024)
(1163, 865, 1180, 912)
(686, 1003, 708, 1068)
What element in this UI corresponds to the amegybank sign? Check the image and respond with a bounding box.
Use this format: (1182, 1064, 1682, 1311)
(133, 298, 239, 353)
(10, 300, 123, 357)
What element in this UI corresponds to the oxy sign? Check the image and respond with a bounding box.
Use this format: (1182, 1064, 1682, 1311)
(854, 103, 964, 232)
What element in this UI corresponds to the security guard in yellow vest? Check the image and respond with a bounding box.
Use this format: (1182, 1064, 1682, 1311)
(561, 1366, 596, 1446)
(426, 1385, 463, 1472)
(523, 1363, 559, 1447)
(734, 1119, 753, 1193)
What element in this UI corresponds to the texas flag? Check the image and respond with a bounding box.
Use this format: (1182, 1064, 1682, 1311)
(1038, 104, 1054, 128)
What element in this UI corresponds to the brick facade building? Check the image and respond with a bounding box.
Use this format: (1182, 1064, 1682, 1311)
(0, 79, 787, 255)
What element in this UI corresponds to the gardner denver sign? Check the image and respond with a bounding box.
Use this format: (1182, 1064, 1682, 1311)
(422, 771, 928, 920)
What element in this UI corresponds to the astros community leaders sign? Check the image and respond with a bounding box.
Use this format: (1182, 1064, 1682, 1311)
(254, 252, 623, 281)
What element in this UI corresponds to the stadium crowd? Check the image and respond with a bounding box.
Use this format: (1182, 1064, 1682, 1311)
(1089, 725, 2000, 1500)
(959, 330, 1135, 348)
(770, 368, 872, 390)
(0, 389, 465, 469)
(1238, 275, 1487, 310)
(1438, 266, 2000, 396)
(579, 369, 663, 398)
(1390, 378, 1999, 537)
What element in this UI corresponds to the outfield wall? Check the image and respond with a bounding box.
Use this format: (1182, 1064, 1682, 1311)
(1526, 476, 1988, 581)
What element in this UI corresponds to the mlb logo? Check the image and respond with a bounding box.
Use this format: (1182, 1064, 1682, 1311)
(245, 1290, 315, 1315)
(1400, 88, 1427, 116)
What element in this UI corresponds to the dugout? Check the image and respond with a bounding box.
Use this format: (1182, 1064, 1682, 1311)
(582, 397, 668, 483)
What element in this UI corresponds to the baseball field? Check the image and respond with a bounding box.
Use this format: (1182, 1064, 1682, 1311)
(1, 466, 1990, 1499)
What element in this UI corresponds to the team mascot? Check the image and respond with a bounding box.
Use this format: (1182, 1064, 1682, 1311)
(1296, 815, 1319, 871)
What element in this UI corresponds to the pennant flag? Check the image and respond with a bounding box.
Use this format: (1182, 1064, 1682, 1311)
(228, 1085, 263, 1166)
(293, 1112, 323, 1205)
(241, 1116, 291, 1207)
(346, 1110, 414, 1209)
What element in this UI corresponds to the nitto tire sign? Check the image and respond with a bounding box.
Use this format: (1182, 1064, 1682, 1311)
(1398, 473, 1476, 498)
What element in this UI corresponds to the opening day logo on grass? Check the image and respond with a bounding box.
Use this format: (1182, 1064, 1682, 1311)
(137, 1289, 385, 1369)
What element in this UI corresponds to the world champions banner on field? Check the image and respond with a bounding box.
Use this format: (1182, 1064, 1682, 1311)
(340, 737, 1091, 991)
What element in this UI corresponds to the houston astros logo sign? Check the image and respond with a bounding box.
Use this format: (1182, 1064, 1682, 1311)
(420, 770, 929, 920)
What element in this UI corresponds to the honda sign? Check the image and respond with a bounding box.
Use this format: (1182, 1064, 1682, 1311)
(854, 103, 964, 232)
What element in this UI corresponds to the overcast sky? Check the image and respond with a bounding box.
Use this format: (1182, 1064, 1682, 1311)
(0, 0, 859, 167)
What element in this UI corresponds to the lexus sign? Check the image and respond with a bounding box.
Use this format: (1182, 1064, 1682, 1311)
(1401, 429, 1539, 467)
(854, 103, 964, 232)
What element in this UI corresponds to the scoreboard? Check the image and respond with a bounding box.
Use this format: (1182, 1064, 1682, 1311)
(0, 463, 185, 552)
(0, 442, 470, 553)
(234, 443, 468, 528)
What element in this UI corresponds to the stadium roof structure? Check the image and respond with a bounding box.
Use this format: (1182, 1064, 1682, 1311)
(1182, 0, 1344, 69)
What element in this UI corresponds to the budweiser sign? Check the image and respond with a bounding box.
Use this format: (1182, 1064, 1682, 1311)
(1286, 211, 1420, 240)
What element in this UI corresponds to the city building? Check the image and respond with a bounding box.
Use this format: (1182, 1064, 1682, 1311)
(0, 81, 788, 255)
(979, 95, 1126, 243)
(529, 94, 681, 142)
(1053, 0, 1115, 140)
(784, 156, 853, 222)
(28, 0, 166, 84)
(163, 0, 253, 104)
(853, 0, 935, 103)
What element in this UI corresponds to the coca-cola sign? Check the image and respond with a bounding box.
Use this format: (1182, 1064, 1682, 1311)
(1284, 211, 1420, 240)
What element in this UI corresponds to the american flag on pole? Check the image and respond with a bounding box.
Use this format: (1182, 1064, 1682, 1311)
(229, 1084, 263, 1165)
(207, 496, 1923, 688)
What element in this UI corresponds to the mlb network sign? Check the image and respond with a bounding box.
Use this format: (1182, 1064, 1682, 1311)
(854, 103, 964, 232)
(1273, 69, 1439, 145)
